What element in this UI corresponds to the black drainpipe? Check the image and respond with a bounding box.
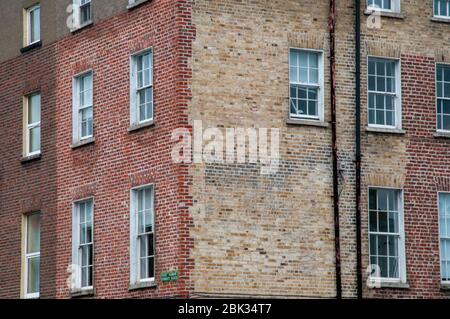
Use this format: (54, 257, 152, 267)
(355, 0, 363, 299)
(329, 0, 342, 299)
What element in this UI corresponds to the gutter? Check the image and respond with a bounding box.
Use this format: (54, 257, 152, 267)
(355, 0, 363, 299)
(328, 0, 342, 299)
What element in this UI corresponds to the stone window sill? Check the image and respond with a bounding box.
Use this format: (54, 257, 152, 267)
(368, 281, 410, 289)
(129, 280, 157, 291)
(71, 288, 95, 298)
(21, 153, 42, 164)
(128, 120, 155, 132)
(71, 137, 95, 149)
(441, 283, 450, 291)
(71, 21, 93, 34)
(364, 9, 406, 19)
(286, 118, 329, 128)
(430, 16, 450, 24)
(20, 41, 42, 54)
(366, 126, 405, 135)
(434, 131, 450, 139)
(127, 0, 150, 10)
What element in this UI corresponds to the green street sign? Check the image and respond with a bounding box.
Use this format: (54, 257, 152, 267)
(161, 270, 179, 283)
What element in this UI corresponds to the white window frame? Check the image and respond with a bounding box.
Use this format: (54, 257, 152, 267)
(72, 0, 92, 29)
(129, 184, 155, 286)
(23, 212, 40, 299)
(367, 186, 407, 284)
(436, 62, 450, 133)
(26, 4, 40, 46)
(367, 56, 402, 130)
(25, 93, 41, 157)
(72, 70, 94, 144)
(438, 192, 450, 284)
(71, 198, 94, 292)
(288, 48, 325, 122)
(434, 0, 450, 19)
(130, 48, 154, 127)
(367, 0, 401, 13)
(127, 0, 148, 6)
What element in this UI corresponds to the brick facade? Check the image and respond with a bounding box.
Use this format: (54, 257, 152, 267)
(0, 0, 449, 299)
(0, 0, 194, 298)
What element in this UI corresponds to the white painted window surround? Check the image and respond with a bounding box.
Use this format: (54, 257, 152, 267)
(72, 199, 94, 292)
(289, 48, 325, 122)
(130, 185, 155, 286)
(368, 187, 407, 284)
(367, 0, 401, 12)
(436, 64, 450, 132)
(26, 4, 40, 46)
(23, 213, 40, 299)
(72, 0, 92, 29)
(434, 0, 450, 18)
(25, 93, 41, 157)
(367, 57, 402, 130)
(72, 71, 93, 144)
(439, 193, 450, 283)
(130, 49, 153, 127)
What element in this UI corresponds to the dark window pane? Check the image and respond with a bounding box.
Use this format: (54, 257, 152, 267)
(369, 189, 377, 210)
(379, 256, 388, 277)
(378, 235, 388, 256)
(379, 211, 388, 232)
(389, 257, 399, 278)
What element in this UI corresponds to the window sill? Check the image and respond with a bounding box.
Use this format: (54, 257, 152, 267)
(20, 41, 42, 54)
(21, 153, 42, 164)
(70, 21, 94, 34)
(434, 131, 450, 139)
(127, 0, 150, 10)
(364, 9, 405, 19)
(366, 126, 405, 135)
(286, 118, 329, 128)
(430, 16, 450, 24)
(129, 280, 157, 291)
(71, 137, 95, 149)
(128, 120, 155, 132)
(441, 283, 450, 291)
(368, 281, 410, 289)
(71, 288, 95, 298)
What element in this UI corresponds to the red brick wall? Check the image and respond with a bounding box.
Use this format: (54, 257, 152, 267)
(0, 0, 195, 298)
(366, 55, 450, 298)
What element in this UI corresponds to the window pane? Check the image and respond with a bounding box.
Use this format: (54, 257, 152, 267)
(138, 87, 153, 122)
(140, 236, 148, 258)
(29, 6, 40, 43)
(368, 76, 376, 91)
(29, 127, 41, 153)
(378, 235, 388, 256)
(140, 258, 148, 279)
(370, 234, 377, 254)
(378, 211, 388, 232)
(145, 189, 153, 232)
(289, 67, 297, 83)
(388, 211, 398, 233)
(309, 67, 318, 84)
(27, 256, 40, 294)
(81, 107, 93, 137)
(80, 3, 91, 24)
(389, 257, 399, 278)
(379, 256, 388, 277)
(27, 214, 40, 254)
(439, 194, 450, 281)
(378, 189, 388, 210)
(299, 67, 308, 83)
(28, 94, 40, 124)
